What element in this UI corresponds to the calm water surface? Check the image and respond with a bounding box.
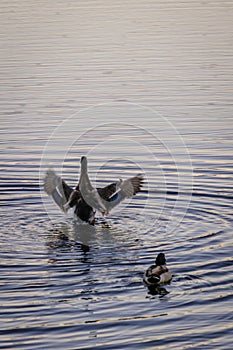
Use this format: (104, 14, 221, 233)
(1, 1, 233, 349)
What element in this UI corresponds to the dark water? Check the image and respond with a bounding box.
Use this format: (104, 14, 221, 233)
(1, 1, 233, 349)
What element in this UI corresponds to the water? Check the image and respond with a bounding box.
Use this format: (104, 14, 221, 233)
(1, 1, 233, 349)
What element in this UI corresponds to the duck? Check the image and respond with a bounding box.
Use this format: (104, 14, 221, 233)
(44, 156, 143, 226)
(143, 253, 172, 287)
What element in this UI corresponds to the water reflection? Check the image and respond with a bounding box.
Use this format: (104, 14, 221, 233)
(146, 285, 170, 297)
(46, 224, 91, 264)
(72, 220, 97, 247)
(45, 218, 114, 262)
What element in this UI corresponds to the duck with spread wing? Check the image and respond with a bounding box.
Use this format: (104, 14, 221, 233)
(44, 156, 143, 225)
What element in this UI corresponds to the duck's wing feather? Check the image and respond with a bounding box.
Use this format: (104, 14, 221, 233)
(44, 169, 73, 212)
(119, 174, 144, 197)
(97, 174, 143, 212)
(97, 183, 118, 201)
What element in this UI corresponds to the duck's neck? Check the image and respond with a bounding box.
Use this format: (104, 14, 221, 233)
(80, 158, 92, 189)
(81, 162, 87, 173)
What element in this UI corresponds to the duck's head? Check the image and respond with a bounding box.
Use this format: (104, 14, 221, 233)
(155, 253, 166, 266)
(80, 156, 88, 171)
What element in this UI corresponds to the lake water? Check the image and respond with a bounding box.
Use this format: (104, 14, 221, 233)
(1, 1, 233, 349)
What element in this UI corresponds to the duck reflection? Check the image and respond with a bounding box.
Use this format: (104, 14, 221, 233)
(46, 222, 92, 264)
(72, 219, 97, 247)
(46, 218, 113, 262)
(147, 285, 169, 297)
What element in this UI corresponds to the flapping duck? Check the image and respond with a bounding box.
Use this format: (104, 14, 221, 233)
(44, 156, 143, 225)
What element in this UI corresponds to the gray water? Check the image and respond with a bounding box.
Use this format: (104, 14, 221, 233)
(1, 1, 233, 349)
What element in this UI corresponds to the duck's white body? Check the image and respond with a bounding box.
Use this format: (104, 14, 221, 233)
(79, 156, 108, 215)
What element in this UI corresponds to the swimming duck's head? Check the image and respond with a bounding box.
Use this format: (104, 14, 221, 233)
(155, 253, 166, 266)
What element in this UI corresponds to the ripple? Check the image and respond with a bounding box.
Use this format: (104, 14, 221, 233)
(1, 175, 232, 349)
(1, 27, 233, 348)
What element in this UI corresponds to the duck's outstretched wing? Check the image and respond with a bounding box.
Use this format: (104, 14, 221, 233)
(97, 174, 143, 212)
(44, 169, 73, 212)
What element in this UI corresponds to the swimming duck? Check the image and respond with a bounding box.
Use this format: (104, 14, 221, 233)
(143, 253, 172, 287)
(44, 156, 143, 225)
